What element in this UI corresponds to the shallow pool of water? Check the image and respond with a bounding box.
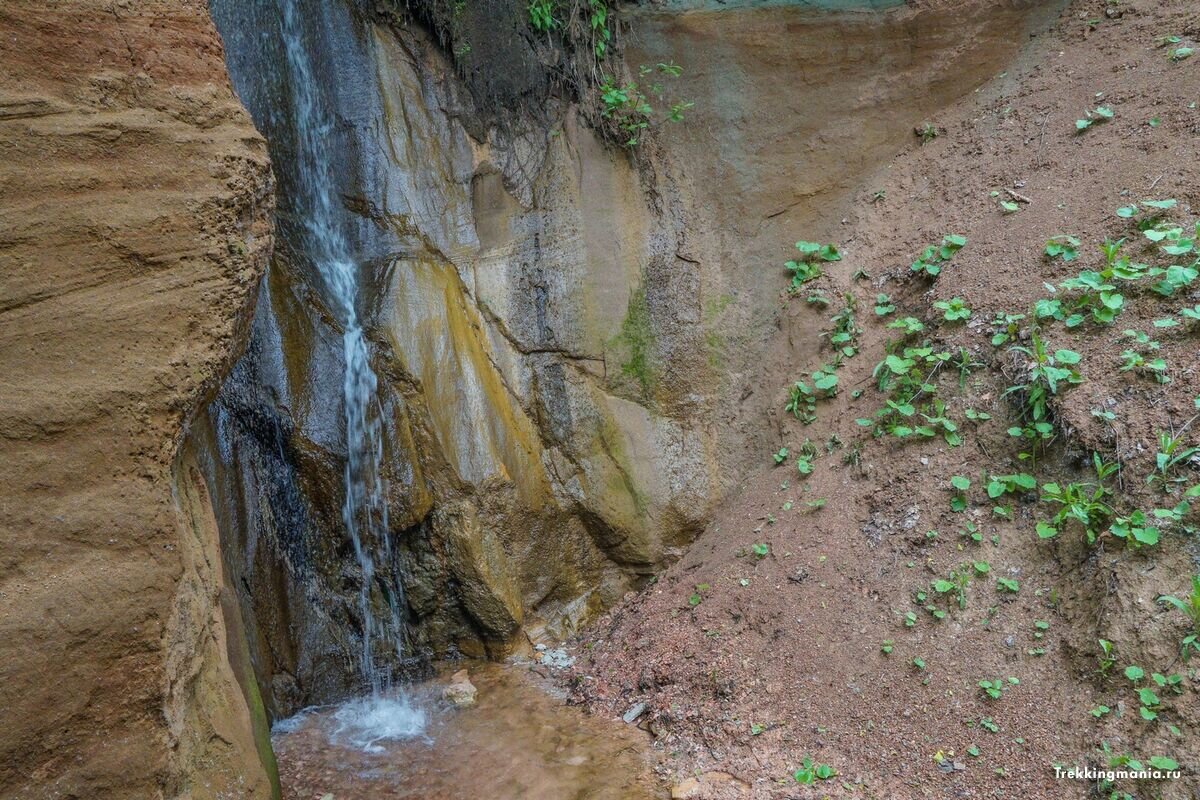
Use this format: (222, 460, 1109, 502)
(273, 662, 662, 799)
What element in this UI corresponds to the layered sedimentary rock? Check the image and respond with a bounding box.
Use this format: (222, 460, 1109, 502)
(0, 1, 277, 797)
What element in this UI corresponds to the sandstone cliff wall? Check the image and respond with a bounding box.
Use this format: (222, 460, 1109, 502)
(0, 2, 277, 797)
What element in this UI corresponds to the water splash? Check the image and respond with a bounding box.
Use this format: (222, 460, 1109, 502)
(330, 693, 430, 753)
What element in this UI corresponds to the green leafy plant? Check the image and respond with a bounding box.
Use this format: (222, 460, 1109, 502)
(952, 347, 983, 389)
(528, 0, 556, 31)
(977, 677, 1019, 700)
(772, 446, 789, 465)
(1149, 264, 1198, 297)
(934, 297, 972, 321)
(874, 294, 896, 316)
(826, 297, 861, 357)
(911, 234, 967, 278)
(1120, 329, 1168, 383)
(751, 543, 769, 559)
(795, 439, 818, 476)
(586, 0, 611, 57)
(792, 758, 836, 784)
(598, 63, 690, 147)
(858, 345, 961, 444)
(990, 312, 1026, 347)
(1075, 105, 1114, 131)
(1097, 639, 1116, 675)
(1060, 271, 1124, 325)
(996, 577, 1019, 593)
(786, 380, 816, 424)
(964, 408, 991, 423)
(932, 566, 973, 610)
(811, 364, 840, 395)
(949, 476, 971, 512)
(1109, 510, 1161, 548)
(785, 240, 841, 290)
(1044, 235, 1081, 262)
(1158, 574, 1200, 660)
(1149, 429, 1198, 487)
(994, 192, 1020, 214)
(1036, 479, 1114, 544)
(1116, 197, 1175, 221)
(915, 121, 938, 144)
(887, 316, 924, 336)
(986, 473, 1037, 499)
(1003, 333, 1082, 463)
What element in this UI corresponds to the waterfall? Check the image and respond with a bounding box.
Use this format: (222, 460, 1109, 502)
(209, 0, 425, 742)
(275, 0, 401, 696)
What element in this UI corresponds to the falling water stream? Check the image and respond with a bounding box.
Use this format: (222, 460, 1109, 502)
(211, 0, 425, 745)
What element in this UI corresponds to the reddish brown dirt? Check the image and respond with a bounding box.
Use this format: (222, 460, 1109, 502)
(569, 1, 1200, 798)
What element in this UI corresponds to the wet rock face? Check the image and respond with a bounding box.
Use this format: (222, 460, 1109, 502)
(192, 0, 722, 719)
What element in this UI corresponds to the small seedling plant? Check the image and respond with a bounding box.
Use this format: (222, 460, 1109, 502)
(1003, 332, 1082, 463)
(1039, 271, 1124, 326)
(1075, 105, 1114, 131)
(978, 677, 1019, 700)
(911, 234, 967, 278)
(792, 758, 836, 784)
(990, 312, 1026, 347)
(931, 566, 973, 610)
(1097, 639, 1117, 675)
(786, 380, 816, 424)
(1109, 510, 1161, 548)
(1120, 330, 1169, 383)
(1044, 235, 1081, 262)
(996, 577, 1019, 593)
(887, 316, 924, 336)
(1158, 574, 1200, 660)
(934, 297, 971, 321)
(858, 344, 962, 444)
(794, 439, 818, 476)
(1036, 479, 1114, 544)
(826, 297, 861, 357)
(1148, 429, 1198, 487)
(785, 240, 841, 291)
(949, 475, 970, 512)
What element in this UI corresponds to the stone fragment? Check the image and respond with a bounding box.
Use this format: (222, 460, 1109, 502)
(622, 701, 648, 723)
(442, 669, 478, 707)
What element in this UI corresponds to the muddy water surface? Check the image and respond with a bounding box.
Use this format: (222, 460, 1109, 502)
(274, 663, 662, 800)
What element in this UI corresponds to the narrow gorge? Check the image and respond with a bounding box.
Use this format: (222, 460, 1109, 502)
(7, 0, 1198, 798)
